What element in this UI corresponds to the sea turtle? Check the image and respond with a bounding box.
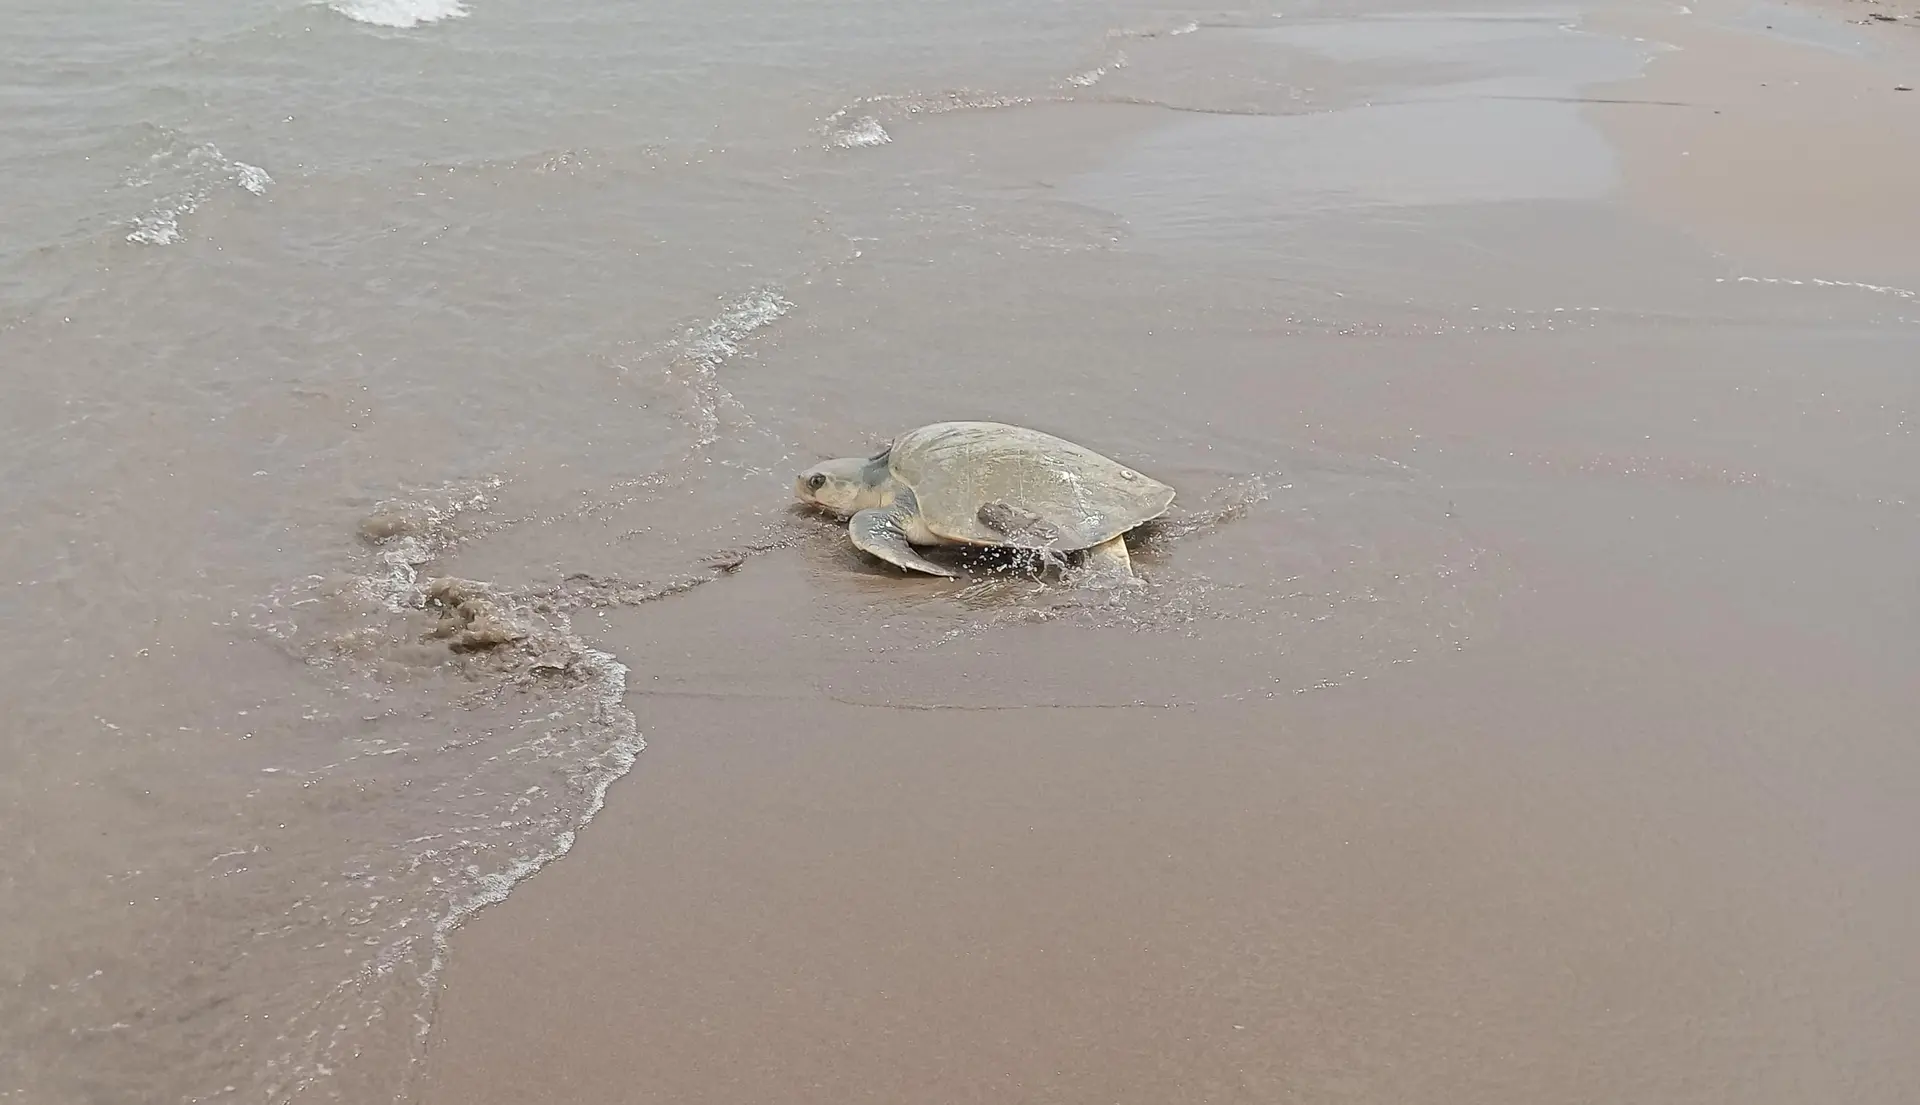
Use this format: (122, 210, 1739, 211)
(794, 420, 1175, 580)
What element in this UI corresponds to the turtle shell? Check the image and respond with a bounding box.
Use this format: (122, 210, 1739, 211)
(885, 421, 1175, 552)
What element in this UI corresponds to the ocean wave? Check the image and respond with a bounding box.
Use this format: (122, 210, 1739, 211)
(350, 477, 504, 613)
(818, 90, 1036, 151)
(636, 285, 794, 448)
(813, 13, 1220, 152)
(244, 478, 660, 1101)
(415, 598, 642, 988)
(234, 470, 844, 1104)
(326, 0, 470, 29)
(816, 14, 1207, 151)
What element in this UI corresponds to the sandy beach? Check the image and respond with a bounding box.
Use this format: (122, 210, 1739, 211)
(414, 1, 1920, 1102)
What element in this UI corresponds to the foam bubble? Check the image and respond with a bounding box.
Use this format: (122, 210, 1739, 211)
(326, 0, 470, 28)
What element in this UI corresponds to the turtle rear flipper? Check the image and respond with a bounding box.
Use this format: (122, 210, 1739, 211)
(977, 500, 1064, 548)
(1078, 534, 1135, 582)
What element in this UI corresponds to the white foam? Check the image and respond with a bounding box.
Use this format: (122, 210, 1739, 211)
(327, 0, 469, 28)
(1719, 275, 1917, 300)
(659, 286, 793, 447)
(231, 162, 271, 195)
(829, 116, 892, 149)
(126, 208, 190, 247)
(124, 141, 272, 247)
(679, 286, 793, 369)
(1062, 51, 1129, 89)
(817, 90, 1036, 151)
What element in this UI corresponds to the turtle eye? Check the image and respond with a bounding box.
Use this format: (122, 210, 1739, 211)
(807, 473, 827, 491)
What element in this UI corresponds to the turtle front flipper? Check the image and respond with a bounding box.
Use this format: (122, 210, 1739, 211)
(850, 493, 956, 578)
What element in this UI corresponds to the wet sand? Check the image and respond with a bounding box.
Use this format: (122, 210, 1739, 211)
(424, 581, 1920, 1103)
(417, 1, 1920, 1102)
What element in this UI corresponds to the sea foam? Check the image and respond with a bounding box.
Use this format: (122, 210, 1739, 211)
(327, 0, 470, 29)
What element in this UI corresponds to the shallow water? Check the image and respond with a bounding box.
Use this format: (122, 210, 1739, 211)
(4, 0, 1918, 1101)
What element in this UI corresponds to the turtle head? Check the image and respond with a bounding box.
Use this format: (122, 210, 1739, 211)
(795, 455, 887, 517)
